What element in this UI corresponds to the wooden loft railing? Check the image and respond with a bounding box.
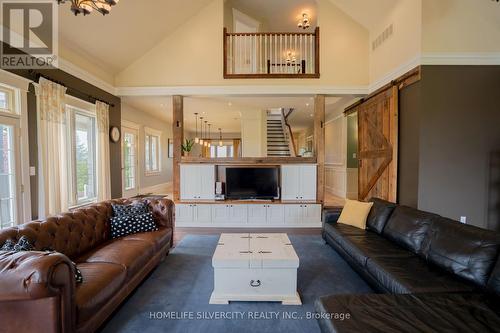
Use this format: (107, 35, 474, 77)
(223, 27, 320, 79)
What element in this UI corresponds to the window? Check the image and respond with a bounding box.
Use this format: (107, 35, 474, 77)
(210, 144, 234, 158)
(0, 87, 14, 115)
(68, 107, 97, 205)
(123, 131, 137, 191)
(145, 128, 161, 175)
(0, 124, 16, 229)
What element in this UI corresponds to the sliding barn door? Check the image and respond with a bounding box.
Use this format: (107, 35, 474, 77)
(357, 86, 398, 202)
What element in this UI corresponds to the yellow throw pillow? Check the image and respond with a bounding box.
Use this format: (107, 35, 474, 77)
(337, 199, 374, 229)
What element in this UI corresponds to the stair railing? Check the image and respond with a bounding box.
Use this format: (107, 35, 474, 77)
(281, 108, 297, 157)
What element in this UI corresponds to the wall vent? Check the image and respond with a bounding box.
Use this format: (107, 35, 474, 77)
(372, 24, 393, 51)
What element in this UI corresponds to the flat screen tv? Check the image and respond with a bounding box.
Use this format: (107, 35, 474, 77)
(225, 167, 279, 200)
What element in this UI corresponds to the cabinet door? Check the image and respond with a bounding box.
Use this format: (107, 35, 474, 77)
(281, 165, 301, 200)
(193, 204, 212, 224)
(180, 165, 199, 200)
(300, 165, 317, 201)
(283, 205, 302, 224)
(230, 205, 248, 224)
(266, 205, 285, 225)
(175, 204, 193, 224)
(212, 205, 231, 224)
(248, 204, 267, 225)
(302, 204, 322, 224)
(198, 165, 215, 200)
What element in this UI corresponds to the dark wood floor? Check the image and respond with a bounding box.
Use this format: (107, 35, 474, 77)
(173, 227, 322, 247)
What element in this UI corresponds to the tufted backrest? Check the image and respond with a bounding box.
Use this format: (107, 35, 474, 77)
(0, 198, 174, 260)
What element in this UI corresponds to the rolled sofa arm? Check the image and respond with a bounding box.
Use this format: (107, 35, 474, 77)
(146, 198, 175, 229)
(323, 208, 342, 224)
(0, 251, 75, 332)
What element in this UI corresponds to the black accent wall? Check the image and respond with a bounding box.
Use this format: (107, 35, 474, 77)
(398, 65, 500, 230)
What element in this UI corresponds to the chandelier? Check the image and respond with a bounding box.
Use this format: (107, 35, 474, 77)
(297, 13, 310, 30)
(57, 0, 120, 16)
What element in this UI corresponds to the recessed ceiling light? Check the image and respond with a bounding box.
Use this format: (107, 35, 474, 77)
(306, 103, 310, 107)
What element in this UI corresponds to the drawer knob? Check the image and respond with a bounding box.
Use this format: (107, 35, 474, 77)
(250, 279, 261, 287)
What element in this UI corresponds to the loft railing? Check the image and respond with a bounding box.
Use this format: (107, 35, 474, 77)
(223, 27, 320, 79)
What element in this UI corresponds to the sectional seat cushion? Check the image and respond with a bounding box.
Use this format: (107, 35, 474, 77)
(78, 239, 155, 278)
(75, 262, 127, 324)
(366, 198, 397, 234)
(315, 293, 500, 333)
(382, 206, 439, 255)
(338, 199, 374, 229)
(324, 221, 370, 238)
(426, 217, 500, 287)
(366, 255, 476, 294)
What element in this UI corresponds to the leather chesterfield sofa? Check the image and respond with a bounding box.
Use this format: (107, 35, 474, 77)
(316, 198, 500, 332)
(0, 198, 174, 333)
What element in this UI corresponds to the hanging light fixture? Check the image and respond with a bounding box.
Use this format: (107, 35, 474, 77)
(194, 113, 199, 144)
(57, 0, 120, 16)
(219, 128, 223, 147)
(208, 124, 212, 148)
(297, 13, 311, 30)
(199, 117, 204, 145)
(204, 121, 208, 147)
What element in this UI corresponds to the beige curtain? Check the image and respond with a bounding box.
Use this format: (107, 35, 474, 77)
(96, 101, 111, 201)
(36, 78, 68, 218)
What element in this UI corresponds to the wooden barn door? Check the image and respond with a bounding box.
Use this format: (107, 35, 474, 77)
(357, 86, 398, 202)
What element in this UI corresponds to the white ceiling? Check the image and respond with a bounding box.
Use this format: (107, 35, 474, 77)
(122, 95, 354, 134)
(58, 0, 214, 74)
(229, 0, 318, 32)
(329, 0, 399, 30)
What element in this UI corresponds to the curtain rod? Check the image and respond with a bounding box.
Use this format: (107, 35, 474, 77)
(27, 70, 116, 108)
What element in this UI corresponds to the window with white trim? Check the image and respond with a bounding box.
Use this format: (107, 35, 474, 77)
(145, 128, 161, 174)
(0, 86, 15, 115)
(67, 105, 97, 206)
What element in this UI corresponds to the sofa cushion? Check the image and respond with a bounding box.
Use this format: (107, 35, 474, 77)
(488, 258, 500, 297)
(121, 227, 172, 251)
(426, 217, 500, 287)
(315, 293, 500, 333)
(75, 262, 126, 324)
(382, 206, 438, 255)
(366, 198, 397, 234)
(366, 256, 476, 294)
(324, 222, 369, 238)
(78, 239, 155, 278)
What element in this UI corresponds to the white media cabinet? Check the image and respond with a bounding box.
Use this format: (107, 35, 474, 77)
(176, 164, 322, 228)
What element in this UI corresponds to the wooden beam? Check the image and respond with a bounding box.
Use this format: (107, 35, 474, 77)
(314, 95, 325, 203)
(173, 95, 183, 201)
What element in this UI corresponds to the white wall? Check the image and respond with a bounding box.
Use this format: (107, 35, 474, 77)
(240, 109, 265, 157)
(121, 103, 173, 195)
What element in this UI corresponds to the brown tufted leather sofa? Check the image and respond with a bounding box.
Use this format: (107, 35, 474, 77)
(0, 198, 174, 333)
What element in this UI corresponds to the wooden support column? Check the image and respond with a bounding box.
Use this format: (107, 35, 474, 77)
(314, 95, 325, 203)
(173, 95, 184, 201)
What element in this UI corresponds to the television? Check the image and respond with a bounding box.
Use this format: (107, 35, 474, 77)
(225, 167, 279, 200)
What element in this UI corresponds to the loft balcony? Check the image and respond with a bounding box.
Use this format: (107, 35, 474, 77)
(223, 27, 320, 79)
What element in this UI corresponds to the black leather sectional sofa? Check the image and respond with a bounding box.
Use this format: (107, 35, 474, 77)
(316, 198, 500, 333)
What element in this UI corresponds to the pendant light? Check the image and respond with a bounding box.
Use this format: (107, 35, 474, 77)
(194, 113, 199, 144)
(208, 124, 212, 148)
(219, 128, 223, 147)
(199, 117, 204, 145)
(204, 121, 208, 147)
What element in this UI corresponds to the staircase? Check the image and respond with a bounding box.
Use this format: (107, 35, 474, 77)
(267, 114, 290, 157)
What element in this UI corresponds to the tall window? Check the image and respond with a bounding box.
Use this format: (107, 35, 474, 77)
(123, 132, 137, 190)
(0, 87, 14, 114)
(0, 124, 15, 229)
(145, 128, 161, 174)
(69, 107, 97, 205)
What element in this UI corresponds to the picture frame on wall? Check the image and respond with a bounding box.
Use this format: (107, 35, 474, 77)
(168, 138, 174, 158)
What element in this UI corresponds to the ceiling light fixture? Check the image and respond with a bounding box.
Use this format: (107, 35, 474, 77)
(194, 113, 199, 144)
(285, 51, 296, 64)
(57, 0, 119, 16)
(204, 121, 208, 147)
(219, 128, 223, 147)
(208, 124, 212, 148)
(297, 13, 311, 30)
(199, 117, 204, 145)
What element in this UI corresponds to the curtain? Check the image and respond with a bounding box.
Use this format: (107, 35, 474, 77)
(36, 78, 68, 218)
(96, 101, 111, 201)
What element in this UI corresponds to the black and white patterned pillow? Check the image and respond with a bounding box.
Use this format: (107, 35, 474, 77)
(110, 212, 158, 239)
(112, 203, 149, 217)
(1, 236, 34, 251)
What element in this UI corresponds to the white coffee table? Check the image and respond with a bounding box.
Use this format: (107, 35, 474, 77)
(209, 233, 302, 305)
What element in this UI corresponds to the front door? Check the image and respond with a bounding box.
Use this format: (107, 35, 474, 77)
(0, 115, 22, 228)
(122, 126, 139, 198)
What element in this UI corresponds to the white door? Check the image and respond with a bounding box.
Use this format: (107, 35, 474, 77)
(194, 204, 212, 224)
(248, 204, 267, 225)
(180, 165, 199, 200)
(198, 165, 215, 200)
(267, 205, 285, 225)
(281, 165, 301, 200)
(302, 204, 322, 224)
(0, 116, 21, 229)
(300, 165, 317, 201)
(122, 126, 139, 198)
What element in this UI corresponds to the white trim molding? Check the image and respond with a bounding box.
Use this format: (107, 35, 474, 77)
(58, 58, 117, 95)
(369, 55, 421, 93)
(421, 52, 500, 66)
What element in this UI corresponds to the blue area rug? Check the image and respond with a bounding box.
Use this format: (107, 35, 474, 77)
(101, 234, 373, 333)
